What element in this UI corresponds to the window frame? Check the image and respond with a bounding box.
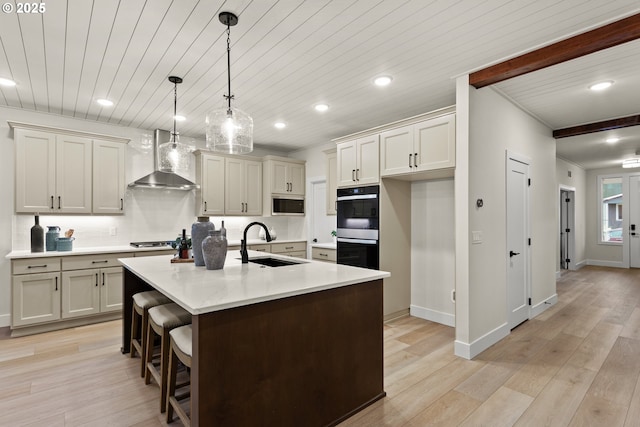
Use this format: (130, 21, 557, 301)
(598, 174, 623, 246)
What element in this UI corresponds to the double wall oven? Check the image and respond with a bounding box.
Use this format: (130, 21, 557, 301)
(336, 185, 379, 270)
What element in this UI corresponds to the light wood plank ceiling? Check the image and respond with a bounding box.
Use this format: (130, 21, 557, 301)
(0, 0, 639, 152)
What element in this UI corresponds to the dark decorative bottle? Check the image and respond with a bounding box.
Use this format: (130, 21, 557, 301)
(220, 220, 226, 238)
(179, 229, 189, 259)
(30, 214, 45, 253)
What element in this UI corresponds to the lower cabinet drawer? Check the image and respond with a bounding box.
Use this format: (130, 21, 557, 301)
(312, 247, 336, 262)
(270, 241, 306, 253)
(282, 250, 307, 259)
(62, 253, 130, 270)
(12, 257, 61, 275)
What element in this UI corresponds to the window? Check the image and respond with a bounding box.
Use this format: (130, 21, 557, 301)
(600, 177, 623, 243)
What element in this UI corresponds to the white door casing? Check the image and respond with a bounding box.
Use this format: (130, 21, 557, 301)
(506, 154, 530, 329)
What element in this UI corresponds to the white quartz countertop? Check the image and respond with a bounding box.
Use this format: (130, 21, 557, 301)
(119, 251, 389, 315)
(5, 239, 306, 259)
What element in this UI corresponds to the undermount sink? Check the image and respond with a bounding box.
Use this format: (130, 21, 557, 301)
(245, 257, 304, 267)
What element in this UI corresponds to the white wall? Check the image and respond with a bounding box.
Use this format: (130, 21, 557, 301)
(410, 178, 455, 326)
(556, 157, 587, 271)
(456, 83, 557, 358)
(0, 106, 301, 326)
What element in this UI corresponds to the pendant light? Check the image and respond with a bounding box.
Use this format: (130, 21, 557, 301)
(206, 12, 253, 154)
(158, 76, 193, 173)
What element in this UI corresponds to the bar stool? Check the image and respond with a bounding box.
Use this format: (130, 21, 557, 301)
(166, 324, 192, 426)
(130, 290, 172, 377)
(145, 302, 191, 413)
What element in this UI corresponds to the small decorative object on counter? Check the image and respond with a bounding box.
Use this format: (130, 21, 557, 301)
(56, 237, 75, 251)
(202, 230, 227, 270)
(220, 220, 226, 238)
(46, 226, 60, 251)
(30, 214, 45, 253)
(179, 229, 190, 259)
(331, 230, 337, 243)
(269, 226, 277, 241)
(192, 217, 215, 266)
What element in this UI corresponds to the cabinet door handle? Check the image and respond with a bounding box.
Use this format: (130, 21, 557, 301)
(320, 253, 328, 257)
(91, 260, 108, 264)
(414, 152, 418, 167)
(27, 264, 48, 269)
(58, 196, 61, 209)
(204, 201, 207, 211)
(95, 273, 99, 286)
(102, 272, 105, 286)
(409, 153, 413, 168)
(352, 169, 355, 181)
(285, 246, 294, 250)
(50, 195, 54, 209)
(356, 169, 360, 181)
(120, 198, 124, 210)
(55, 276, 58, 291)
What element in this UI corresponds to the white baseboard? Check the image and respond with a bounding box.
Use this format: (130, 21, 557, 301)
(575, 260, 587, 270)
(454, 322, 510, 360)
(410, 305, 455, 327)
(587, 259, 625, 268)
(531, 294, 558, 318)
(0, 313, 10, 328)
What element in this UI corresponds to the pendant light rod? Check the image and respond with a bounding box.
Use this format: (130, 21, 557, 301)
(219, 12, 238, 114)
(168, 76, 183, 143)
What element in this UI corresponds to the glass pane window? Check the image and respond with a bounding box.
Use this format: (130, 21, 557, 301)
(601, 177, 623, 243)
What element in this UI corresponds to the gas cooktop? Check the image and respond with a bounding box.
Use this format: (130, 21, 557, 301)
(129, 241, 173, 248)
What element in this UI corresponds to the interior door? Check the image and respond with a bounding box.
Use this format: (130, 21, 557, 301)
(629, 176, 640, 267)
(507, 156, 530, 329)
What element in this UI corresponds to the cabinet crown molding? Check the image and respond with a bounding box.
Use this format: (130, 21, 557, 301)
(8, 121, 130, 144)
(331, 105, 455, 144)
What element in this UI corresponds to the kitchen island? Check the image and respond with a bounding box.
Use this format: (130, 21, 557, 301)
(119, 251, 389, 426)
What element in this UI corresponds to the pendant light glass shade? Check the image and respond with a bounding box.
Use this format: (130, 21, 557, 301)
(206, 107, 253, 154)
(158, 76, 193, 173)
(207, 12, 253, 154)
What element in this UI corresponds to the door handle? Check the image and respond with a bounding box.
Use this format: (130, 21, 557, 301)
(95, 273, 99, 286)
(50, 195, 54, 209)
(409, 153, 413, 168)
(352, 169, 355, 181)
(414, 152, 418, 168)
(509, 250, 520, 257)
(102, 272, 105, 286)
(356, 169, 360, 181)
(204, 201, 207, 211)
(120, 198, 124, 210)
(58, 196, 61, 209)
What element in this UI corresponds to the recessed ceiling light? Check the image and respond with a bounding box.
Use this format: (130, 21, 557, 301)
(373, 76, 393, 87)
(97, 98, 114, 107)
(0, 77, 17, 87)
(606, 137, 619, 144)
(274, 122, 286, 129)
(174, 115, 186, 122)
(588, 81, 613, 91)
(314, 103, 329, 112)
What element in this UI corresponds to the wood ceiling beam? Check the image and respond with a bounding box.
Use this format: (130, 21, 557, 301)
(553, 115, 640, 139)
(469, 13, 640, 88)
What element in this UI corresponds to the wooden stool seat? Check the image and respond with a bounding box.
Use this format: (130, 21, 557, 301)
(145, 303, 191, 413)
(166, 324, 192, 426)
(130, 290, 172, 377)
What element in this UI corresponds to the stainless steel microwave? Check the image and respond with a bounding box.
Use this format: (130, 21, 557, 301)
(271, 196, 305, 215)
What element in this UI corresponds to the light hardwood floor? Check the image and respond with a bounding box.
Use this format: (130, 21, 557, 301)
(1, 266, 639, 426)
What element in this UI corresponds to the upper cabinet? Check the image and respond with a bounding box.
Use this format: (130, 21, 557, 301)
(380, 113, 455, 177)
(336, 135, 379, 188)
(225, 157, 262, 216)
(11, 122, 128, 214)
(93, 140, 126, 214)
(264, 156, 305, 196)
(194, 151, 263, 216)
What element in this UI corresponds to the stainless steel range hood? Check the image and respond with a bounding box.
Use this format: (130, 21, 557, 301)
(128, 129, 198, 190)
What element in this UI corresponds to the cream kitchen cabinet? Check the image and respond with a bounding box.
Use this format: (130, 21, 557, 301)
(195, 152, 225, 216)
(270, 241, 307, 259)
(336, 134, 379, 188)
(324, 148, 337, 215)
(10, 122, 129, 215)
(12, 257, 62, 327)
(225, 157, 262, 215)
(61, 266, 123, 319)
(380, 113, 455, 177)
(311, 246, 336, 263)
(15, 129, 92, 213)
(93, 140, 126, 214)
(263, 156, 305, 196)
